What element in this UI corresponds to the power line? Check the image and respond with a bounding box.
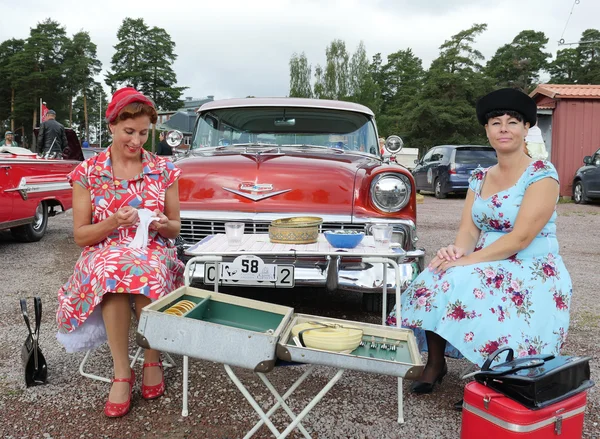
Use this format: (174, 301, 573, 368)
(558, 0, 580, 45)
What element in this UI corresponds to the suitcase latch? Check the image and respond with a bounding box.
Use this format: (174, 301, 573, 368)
(554, 416, 563, 435)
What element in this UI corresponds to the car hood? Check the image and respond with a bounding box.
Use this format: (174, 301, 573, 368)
(177, 150, 380, 214)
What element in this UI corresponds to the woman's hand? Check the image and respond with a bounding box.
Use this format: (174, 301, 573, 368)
(149, 209, 169, 232)
(429, 256, 472, 274)
(114, 206, 138, 227)
(428, 245, 467, 274)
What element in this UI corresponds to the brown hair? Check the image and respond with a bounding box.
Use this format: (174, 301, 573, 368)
(111, 102, 158, 124)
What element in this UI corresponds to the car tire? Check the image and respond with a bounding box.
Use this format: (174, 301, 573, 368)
(11, 202, 48, 242)
(573, 181, 588, 204)
(362, 293, 397, 314)
(434, 178, 446, 199)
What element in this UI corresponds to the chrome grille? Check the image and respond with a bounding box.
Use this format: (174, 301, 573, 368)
(180, 220, 365, 245)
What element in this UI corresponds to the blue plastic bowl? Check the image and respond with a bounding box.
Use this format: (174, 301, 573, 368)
(323, 231, 365, 249)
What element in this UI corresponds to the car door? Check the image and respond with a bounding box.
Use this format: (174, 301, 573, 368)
(413, 149, 434, 189)
(425, 147, 444, 191)
(0, 161, 15, 223)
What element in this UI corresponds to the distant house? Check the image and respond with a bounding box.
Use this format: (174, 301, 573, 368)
(530, 84, 600, 197)
(157, 95, 215, 146)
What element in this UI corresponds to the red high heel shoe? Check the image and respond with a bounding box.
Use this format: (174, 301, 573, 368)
(141, 362, 165, 400)
(104, 368, 135, 418)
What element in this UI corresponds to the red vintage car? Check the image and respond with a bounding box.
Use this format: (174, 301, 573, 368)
(174, 98, 424, 310)
(0, 130, 82, 242)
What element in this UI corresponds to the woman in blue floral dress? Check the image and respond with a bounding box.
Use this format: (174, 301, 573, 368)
(387, 88, 572, 398)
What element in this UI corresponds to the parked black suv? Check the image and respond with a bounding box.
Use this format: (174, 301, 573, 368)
(413, 145, 497, 198)
(572, 148, 600, 204)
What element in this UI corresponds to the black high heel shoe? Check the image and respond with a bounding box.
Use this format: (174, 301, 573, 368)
(453, 399, 464, 411)
(410, 363, 448, 394)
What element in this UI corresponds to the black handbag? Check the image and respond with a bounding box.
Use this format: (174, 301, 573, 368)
(473, 347, 594, 409)
(20, 297, 48, 387)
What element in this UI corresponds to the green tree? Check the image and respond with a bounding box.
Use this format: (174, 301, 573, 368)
(375, 49, 424, 138)
(324, 39, 350, 99)
(369, 53, 385, 96)
(486, 30, 551, 91)
(548, 48, 579, 83)
(347, 41, 381, 113)
(313, 64, 326, 99)
(402, 24, 492, 153)
(576, 29, 600, 84)
(64, 31, 102, 138)
(15, 19, 70, 138)
(73, 82, 109, 145)
(141, 26, 186, 110)
(106, 18, 149, 91)
(0, 39, 25, 132)
(289, 52, 312, 97)
(106, 18, 185, 110)
(381, 48, 425, 112)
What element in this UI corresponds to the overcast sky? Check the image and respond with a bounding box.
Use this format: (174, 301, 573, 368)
(3, 0, 598, 101)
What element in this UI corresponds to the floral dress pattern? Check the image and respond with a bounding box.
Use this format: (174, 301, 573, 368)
(56, 147, 185, 338)
(387, 160, 572, 366)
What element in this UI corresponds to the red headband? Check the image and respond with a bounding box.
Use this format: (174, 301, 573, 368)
(105, 87, 155, 123)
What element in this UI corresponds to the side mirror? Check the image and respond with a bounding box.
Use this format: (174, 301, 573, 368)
(385, 135, 404, 154)
(166, 130, 183, 147)
(414, 158, 419, 164)
(583, 156, 592, 165)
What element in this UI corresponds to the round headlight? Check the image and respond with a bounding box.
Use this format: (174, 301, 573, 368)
(385, 135, 404, 153)
(370, 173, 411, 212)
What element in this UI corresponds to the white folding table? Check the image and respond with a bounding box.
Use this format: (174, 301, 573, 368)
(180, 233, 410, 438)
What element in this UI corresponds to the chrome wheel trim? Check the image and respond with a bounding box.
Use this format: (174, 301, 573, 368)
(32, 203, 45, 231)
(435, 180, 441, 196)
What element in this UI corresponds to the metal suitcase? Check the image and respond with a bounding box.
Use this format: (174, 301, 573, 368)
(461, 381, 588, 438)
(137, 286, 294, 372)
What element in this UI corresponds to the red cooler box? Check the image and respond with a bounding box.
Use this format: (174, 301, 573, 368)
(461, 381, 588, 438)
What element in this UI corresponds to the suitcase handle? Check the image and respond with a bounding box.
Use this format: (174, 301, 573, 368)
(481, 347, 514, 371)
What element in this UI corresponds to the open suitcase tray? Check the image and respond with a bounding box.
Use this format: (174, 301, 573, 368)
(137, 286, 424, 378)
(277, 314, 424, 379)
(136, 286, 293, 372)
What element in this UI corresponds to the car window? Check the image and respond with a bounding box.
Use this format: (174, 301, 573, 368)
(454, 147, 497, 165)
(430, 148, 444, 162)
(593, 148, 600, 165)
(421, 149, 434, 163)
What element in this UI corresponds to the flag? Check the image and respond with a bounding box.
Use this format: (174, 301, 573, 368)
(41, 102, 48, 123)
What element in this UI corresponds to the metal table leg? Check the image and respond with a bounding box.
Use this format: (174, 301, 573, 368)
(363, 257, 405, 424)
(181, 255, 223, 417)
(224, 365, 283, 438)
(182, 355, 189, 417)
(225, 364, 346, 439)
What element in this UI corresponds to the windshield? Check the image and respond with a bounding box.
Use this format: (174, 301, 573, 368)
(191, 106, 379, 154)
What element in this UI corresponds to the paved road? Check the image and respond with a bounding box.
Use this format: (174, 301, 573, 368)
(0, 197, 598, 438)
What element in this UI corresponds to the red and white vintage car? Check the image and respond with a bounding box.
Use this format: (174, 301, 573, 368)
(0, 131, 82, 242)
(174, 98, 424, 309)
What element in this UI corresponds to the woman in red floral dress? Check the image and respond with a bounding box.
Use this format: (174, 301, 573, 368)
(56, 87, 184, 417)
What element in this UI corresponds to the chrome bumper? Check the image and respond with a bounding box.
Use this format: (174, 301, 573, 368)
(181, 249, 425, 294)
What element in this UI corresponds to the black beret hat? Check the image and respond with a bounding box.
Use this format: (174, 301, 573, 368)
(476, 88, 537, 127)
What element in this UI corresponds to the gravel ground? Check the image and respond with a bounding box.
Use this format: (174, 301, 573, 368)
(0, 197, 598, 439)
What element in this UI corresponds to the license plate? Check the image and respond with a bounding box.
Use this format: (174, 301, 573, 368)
(203, 255, 294, 288)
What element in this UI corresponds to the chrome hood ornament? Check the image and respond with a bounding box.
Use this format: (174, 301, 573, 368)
(223, 182, 291, 202)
